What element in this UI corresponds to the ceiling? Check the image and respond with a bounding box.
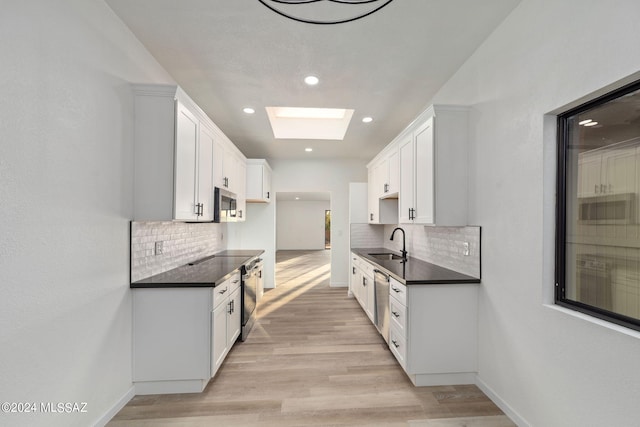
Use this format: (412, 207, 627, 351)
(106, 0, 521, 161)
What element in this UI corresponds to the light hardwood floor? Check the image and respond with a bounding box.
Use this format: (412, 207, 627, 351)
(109, 250, 514, 426)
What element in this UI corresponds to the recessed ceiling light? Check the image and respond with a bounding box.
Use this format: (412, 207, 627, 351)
(304, 75, 319, 86)
(578, 119, 592, 125)
(243, 107, 255, 114)
(295, 197, 300, 200)
(305, 148, 313, 152)
(583, 121, 599, 127)
(362, 117, 373, 123)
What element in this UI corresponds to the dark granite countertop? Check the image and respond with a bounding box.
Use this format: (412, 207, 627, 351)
(351, 248, 480, 285)
(131, 250, 264, 288)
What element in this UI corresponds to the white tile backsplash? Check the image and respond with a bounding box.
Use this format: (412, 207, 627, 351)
(350, 223, 385, 248)
(350, 223, 481, 278)
(130, 221, 226, 282)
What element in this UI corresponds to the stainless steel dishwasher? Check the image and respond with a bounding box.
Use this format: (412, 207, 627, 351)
(374, 269, 390, 344)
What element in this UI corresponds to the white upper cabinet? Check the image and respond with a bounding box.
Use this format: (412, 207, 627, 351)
(370, 148, 399, 200)
(132, 84, 245, 222)
(246, 159, 272, 203)
(578, 145, 637, 197)
(215, 143, 246, 198)
(174, 101, 201, 221)
(397, 105, 469, 226)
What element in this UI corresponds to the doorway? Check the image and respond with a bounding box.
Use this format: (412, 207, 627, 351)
(275, 192, 331, 288)
(325, 210, 331, 249)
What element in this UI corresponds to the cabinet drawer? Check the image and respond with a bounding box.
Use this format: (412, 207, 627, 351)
(213, 281, 231, 308)
(389, 324, 407, 369)
(228, 271, 241, 293)
(389, 297, 407, 333)
(214, 271, 241, 308)
(389, 278, 407, 305)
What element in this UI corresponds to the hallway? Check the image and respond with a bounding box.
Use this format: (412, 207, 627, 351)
(109, 250, 512, 426)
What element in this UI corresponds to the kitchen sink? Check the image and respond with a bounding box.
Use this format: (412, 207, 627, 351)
(368, 252, 404, 261)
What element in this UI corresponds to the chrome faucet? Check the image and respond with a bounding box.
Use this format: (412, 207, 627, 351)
(390, 227, 407, 261)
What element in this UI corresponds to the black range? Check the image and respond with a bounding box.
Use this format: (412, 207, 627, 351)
(130, 250, 264, 288)
(351, 247, 480, 285)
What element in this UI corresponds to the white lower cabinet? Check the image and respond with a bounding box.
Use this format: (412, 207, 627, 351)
(350, 253, 376, 323)
(388, 278, 478, 386)
(212, 273, 241, 377)
(133, 272, 241, 395)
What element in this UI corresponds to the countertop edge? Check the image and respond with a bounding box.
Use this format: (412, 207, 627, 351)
(351, 247, 481, 285)
(130, 250, 264, 288)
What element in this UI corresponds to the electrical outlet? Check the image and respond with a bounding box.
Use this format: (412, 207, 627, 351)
(154, 241, 164, 256)
(463, 242, 470, 256)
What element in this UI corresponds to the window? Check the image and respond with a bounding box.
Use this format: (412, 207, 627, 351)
(556, 80, 640, 331)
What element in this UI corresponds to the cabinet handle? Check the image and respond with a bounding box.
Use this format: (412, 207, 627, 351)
(228, 301, 233, 315)
(384, 183, 388, 193)
(232, 279, 239, 284)
(370, 213, 374, 221)
(239, 210, 243, 218)
(352, 267, 356, 274)
(391, 340, 400, 349)
(219, 288, 228, 295)
(595, 184, 599, 194)
(267, 191, 270, 199)
(600, 183, 604, 193)
(392, 311, 400, 318)
(259, 270, 262, 279)
(391, 286, 400, 293)
(362, 277, 367, 287)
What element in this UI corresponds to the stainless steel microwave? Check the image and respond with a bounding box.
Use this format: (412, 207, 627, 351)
(578, 192, 635, 225)
(214, 187, 237, 223)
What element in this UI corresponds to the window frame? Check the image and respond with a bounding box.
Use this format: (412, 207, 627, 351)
(555, 79, 640, 332)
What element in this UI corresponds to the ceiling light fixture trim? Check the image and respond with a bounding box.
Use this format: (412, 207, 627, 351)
(258, 0, 395, 25)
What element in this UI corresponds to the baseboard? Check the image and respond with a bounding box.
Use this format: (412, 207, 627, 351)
(475, 375, 530, 427)
(330, 281, 348, 288)
(92, 385, 135, 427)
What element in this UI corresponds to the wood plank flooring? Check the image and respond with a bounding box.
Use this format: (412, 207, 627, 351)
(109, 250, 514, 426)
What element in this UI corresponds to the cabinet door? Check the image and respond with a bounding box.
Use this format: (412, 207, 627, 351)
(213, 139, 225, 189)
(373, 160, 387, 198)
(578, 153, 602, 197)
(368, 167, 378, 223)
(263, 166, 272, 201)
(350, 258, 360, 301)
(398, 133, 414, 223)
(198, 125, 215, 221)
(363, 272, 375, 322)
(236, 159, 247, 221)
(174, 101, 199, 221)
(414, 117, 435, 224)
(602, 147, 637, 195)
(211, 301, 228, 376)
(387, 149, 399, 195)
(227, 287, 242, 346)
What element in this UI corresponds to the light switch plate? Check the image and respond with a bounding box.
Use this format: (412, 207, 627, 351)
(154, 241, 164, 255)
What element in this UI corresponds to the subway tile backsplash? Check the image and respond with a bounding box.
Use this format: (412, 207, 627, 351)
(350, 223, 385, 248)
(384, 224, 480, 278)
(130, 221, 225, 282)
(350, 223, 481, 279)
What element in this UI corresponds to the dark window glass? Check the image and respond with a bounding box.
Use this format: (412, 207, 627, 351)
(557, 81, 640, 330)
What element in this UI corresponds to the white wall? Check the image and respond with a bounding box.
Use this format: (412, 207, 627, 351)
(270, 159, 368, 287)
(0, 1, 173, 426)
(277, 200, 330, 250)
(227, 202, 277, 289)
(429, 1, 640, 425)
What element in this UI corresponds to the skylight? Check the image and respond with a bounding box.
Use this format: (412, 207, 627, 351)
(265, 106, 354, 140)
